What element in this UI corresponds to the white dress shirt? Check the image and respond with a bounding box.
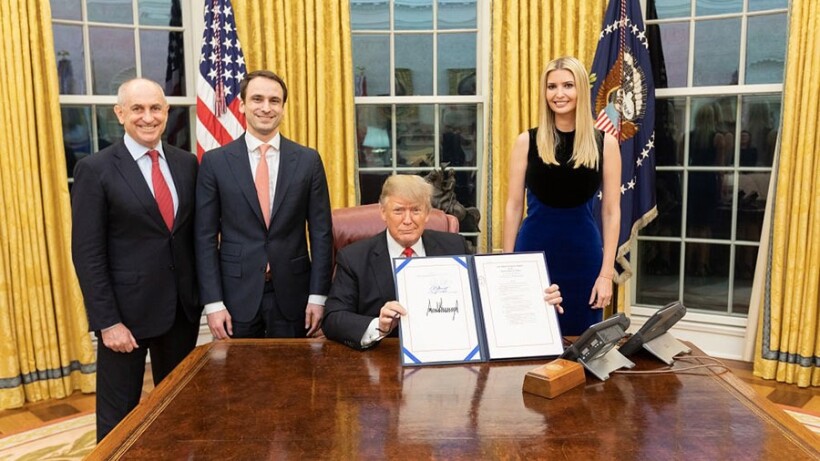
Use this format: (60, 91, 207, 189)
(124, 133, 178, 214)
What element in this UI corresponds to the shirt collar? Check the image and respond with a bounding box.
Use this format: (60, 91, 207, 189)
(124, 133, 164, 161)
(245, 132, 281, 156)
(385, 231, 426, 258)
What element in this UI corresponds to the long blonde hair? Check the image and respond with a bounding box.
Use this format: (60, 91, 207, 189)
(536, 56, 599, 169)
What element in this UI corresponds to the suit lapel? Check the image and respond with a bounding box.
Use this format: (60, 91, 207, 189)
(224, 135, 267, 228)
(270, 136, 298, 224)
(164, 144, 190, 232)
(421, 231, 446, 256)
(368, 231, 397, 300)
(112, 143, 167, 231)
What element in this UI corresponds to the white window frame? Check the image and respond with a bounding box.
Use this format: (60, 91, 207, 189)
(352, 0, 490, 242)
(54, 0, 199, 183)
(629, 0, 787, 358)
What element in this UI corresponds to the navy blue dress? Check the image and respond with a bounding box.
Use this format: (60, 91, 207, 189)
(514, 128, 604, 335)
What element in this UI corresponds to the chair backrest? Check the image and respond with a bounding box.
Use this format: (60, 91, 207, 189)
(332, 203, 459, 256)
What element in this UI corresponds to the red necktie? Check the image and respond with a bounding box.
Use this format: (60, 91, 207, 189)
(147, 150, 174, 231)
(256, 144, 271, 228)
(402, 247, 414, 258)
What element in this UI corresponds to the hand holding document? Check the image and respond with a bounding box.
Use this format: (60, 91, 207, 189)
(394, 252, 563, 366)
(394, 256, 481, 364)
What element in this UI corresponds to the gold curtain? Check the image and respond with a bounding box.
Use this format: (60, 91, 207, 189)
(233, 0, 357, 208)
(753, 0, 820, 387)
(486, 0, 606, 252)
(0, 0, 95, 409)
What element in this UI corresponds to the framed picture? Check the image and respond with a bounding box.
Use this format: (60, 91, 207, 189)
(447, 69, 476, 95)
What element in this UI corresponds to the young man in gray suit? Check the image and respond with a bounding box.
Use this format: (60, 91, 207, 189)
(195, 70, 332, 339)
(322, 175, 563, 350)
(71, 78, 201, 441)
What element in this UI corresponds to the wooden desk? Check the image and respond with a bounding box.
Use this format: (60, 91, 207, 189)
(91, 340, 819, 460)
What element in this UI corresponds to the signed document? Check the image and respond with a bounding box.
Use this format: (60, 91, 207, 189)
(394, 256, 483, 365)
(473, 253, 563, 359)
(394, 253, 562, 366)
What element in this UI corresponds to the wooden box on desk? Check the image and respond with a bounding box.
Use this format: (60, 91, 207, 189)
(522, 359, 586, 399)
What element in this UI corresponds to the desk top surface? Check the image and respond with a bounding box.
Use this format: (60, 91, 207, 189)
(92, 339, 819, 460)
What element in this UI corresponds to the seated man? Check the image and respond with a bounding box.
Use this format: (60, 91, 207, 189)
(323, 175, 563, 350)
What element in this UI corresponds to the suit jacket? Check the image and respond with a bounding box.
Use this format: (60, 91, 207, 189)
(322, 230, 469, 350)
(71, 140, 200, 339)
(195, 134, 332, 322)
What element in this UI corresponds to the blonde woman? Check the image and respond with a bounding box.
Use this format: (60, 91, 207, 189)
(503, 56, 621, 335)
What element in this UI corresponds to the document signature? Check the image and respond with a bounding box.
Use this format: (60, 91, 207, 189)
(428, 280, 452, 294)
(426, 298, 459, 320)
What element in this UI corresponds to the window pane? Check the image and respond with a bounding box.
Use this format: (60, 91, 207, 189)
(440, 105, 477, 168)
(694, 18, 740, 86)
(683, 243, 729, 311)
(696, 0, 741, 16)
(655, 98, 686, 166)
(689, 98, 735, 167)
(438, 33, 476, 95)
(89, 27, 137, 95)
(737, 172, 769, 242)
(139, 0, 177, 26)
(350, 0, 389, 30)
(687, 171, 731, 240)
(647, 0, 690, 20)
(438, 0, 476, 29)
(54, 24, 86, 95)
(359, 172, 391, 204)
(644, 171, 682, 237)
(740, 95, 780, 167)
(746, 14, 787, 84)
(352, 35, 390, 96)
(97, 106, 124, 150)
(62, 106, 93, 177)
(733, 245, 758, 315)
(683, 243, 729, 312)
(648, 22, 689, 88)
(88, 0, 134, 24)
(441, 104, 478, 208)
(636, 241, 681, 305)
(50, 0, 81, 20)
(357, 105, 393, 168)
(397, 105, 434, 167)
(749, 0, 788, 11)
(140, 30, 186, 96)
(395, 0, 432, 30)
(396, 35, 433, 95)
(164, 106, 191, 150)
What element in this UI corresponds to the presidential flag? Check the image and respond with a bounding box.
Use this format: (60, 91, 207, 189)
(590, 0, 657, 282)
(196, 0, 246, 159)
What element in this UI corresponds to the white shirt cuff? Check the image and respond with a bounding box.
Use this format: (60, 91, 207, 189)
(204, 301, 227, 315)
(308, 294, 326, 306)
(360, 318, 383, 347)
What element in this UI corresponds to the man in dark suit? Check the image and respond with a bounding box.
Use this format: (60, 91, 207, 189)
(323, 175, 564, 350)
(195, 70, 332, 339)
(71, 78, 201, 442)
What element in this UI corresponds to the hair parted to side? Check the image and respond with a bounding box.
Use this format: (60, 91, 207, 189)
(379, 174, 433, 210)
(240, 70, 289, 103)
(536, 56, 600, 170)
(116, 78, 167, 106)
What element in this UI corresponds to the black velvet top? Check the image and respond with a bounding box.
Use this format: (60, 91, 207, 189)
(524, 128, 604, 208)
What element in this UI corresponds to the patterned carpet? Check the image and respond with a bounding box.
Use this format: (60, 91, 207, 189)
(0, 413, 94, 461)
(780, 405, 820, 436)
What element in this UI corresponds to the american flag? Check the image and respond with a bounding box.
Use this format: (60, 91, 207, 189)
(590, 0, 658, 282)
(196, 0, 246, 159)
